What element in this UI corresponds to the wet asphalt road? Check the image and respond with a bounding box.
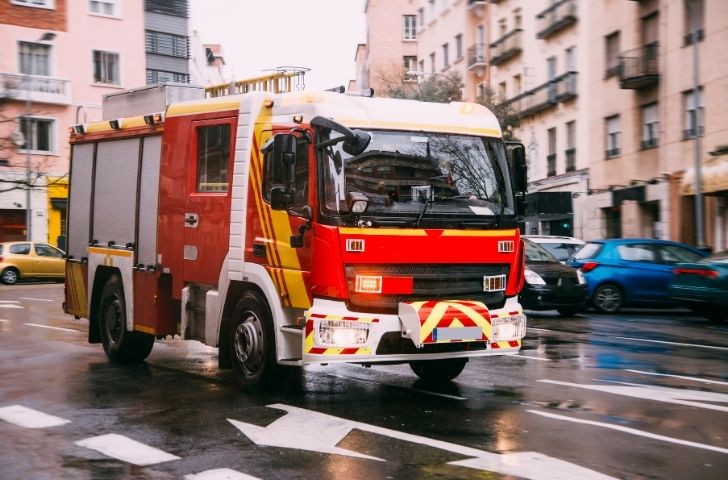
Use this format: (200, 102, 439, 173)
(0, 283, 726, 480)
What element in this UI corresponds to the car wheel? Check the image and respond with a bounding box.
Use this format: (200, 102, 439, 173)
(593, 284, 624, 313)
(99, 274, 154, 363)
(1, 267, 20, 285)
(229, 292, 279, 391)
(409, 358, 467, 383)
(557, 307, 581, 317)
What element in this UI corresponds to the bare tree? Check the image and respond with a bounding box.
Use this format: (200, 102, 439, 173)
(376, 67, 464, 104)
(474, 84, 521, 142)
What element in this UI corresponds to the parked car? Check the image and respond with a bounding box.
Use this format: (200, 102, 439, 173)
(519, 238, 588, 316)
(567, 239, 708, 313)
(523, 235, 585, 263)
(0, 242, 66, 285)
(668, 251, 728, 321)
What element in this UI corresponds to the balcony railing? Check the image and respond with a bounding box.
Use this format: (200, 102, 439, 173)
(498, 71, 578, 118)
(490, 29, 523, 66)
(547, 154, 556, 177)
(0, 72, 71, 105)
(467, 43, 487, 71)
(536, 0, 578, 39)
(619, 42, 659, 89)
(565, 148, 576, 172)
(641, 137, 659, 149)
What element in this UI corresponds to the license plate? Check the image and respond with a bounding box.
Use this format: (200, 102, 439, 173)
(432, 326, 482, 342)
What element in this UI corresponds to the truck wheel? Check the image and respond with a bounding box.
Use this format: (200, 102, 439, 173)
(229, 292, 279, 391)
(1, 267, 19, 285)
(592, 284, 624, 313)
(99, 274, 154, 363)
(409, 358, 467, 383)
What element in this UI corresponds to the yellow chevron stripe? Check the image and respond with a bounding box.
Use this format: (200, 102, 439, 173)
(282, 269, 311, 309)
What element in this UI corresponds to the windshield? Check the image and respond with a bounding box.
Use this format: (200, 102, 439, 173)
(539, 242, 583, 262)
(319, 129, 514, 226)
(524, 239, 559, 263)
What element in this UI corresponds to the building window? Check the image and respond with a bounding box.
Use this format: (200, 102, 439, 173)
(498, 81, 507, 99)
(11, 0, 55, 9)
(145, 30, 189, 58)
(19, 117, 54, 153)
(146, 69, 190, 85)
(93, 50, 120, 85)
(429, 52, 436, 73)
(641, 103, 659, 149)
(442, 43, 449, 68)
(403, 15, 417, 40)
(606, 115, 621, 158)
(455, 33, 463, 60)
(547, 127, 557, 177)
(684, 0, 704, 45)
(605, 31, 621, 78)
(196, 124, 230, 192)
(418, 59, 425, 73)
(89, 0, 118, 16)
(513, 74, 521, 95)
(18, 42, 51, 76)
(403, 56, 418, 78)
(565, 46, 576, 72)
(514, 8, 522, 29)
(683, 87, 704, 139)
(417, 8, 425, 27)
(144, 0, 189, 18)
(428, 0, 436, 20)
(565, 121, 576, 172)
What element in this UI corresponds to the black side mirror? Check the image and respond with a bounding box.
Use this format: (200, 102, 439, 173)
(266, 134, 298, 210)
(505, 141, 527, 217)
(311, 116, 371, 156)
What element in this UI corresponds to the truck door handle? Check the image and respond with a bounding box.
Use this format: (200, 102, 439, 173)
(184, 213, 199, 228)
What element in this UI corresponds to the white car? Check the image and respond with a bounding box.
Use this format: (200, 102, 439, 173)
(523, 235, 585, 263)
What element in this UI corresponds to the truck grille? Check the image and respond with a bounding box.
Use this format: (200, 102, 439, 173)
(345, 264, 509, 313)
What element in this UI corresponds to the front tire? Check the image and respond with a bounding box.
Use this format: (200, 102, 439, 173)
(409, 358, 467, 383)
(592, 284, 624, 313)
(99, 274, 154, 363)
(228, 292, 279, 391)
(1, 267, 19, 285)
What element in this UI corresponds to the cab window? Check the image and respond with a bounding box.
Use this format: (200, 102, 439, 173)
(196, 124, 231, 192)
(9, 243, 30, 255)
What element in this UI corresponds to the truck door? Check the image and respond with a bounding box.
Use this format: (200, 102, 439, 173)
(183, 117, 237, 286)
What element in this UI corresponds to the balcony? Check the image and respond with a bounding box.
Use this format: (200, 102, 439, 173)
(467, 0, 486, 16)
(499, 71, 578, 118)
(490, 29, 523, 66)
(0, 72, 71, 105)
(619, 43, 659, 89)
(536, 0, 578, 39)
(467, 43, 487, 75)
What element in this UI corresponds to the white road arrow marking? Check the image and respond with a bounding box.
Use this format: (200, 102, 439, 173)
(75, 433, 180, 466)
(185, 468, 261, 480)
(229, 403, 614, 480)
(540, 379, 728, 412)
(0, 405, 70, 429)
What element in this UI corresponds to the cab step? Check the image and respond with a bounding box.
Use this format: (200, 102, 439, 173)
(281, 325, 304, 335)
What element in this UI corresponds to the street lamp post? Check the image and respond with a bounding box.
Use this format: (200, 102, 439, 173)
(21, 31, 55, 242)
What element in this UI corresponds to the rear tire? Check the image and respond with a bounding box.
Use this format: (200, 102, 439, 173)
(1, 267, 19, 285)
(592, 284, 624, 313)
(99, 275, 154, 363)
(409, 358, 467, 383)
(228, 292, 279, 391)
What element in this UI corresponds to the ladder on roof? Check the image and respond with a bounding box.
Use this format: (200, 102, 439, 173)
(205, 68, 308, 98)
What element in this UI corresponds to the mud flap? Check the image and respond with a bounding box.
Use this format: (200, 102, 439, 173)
(398, 300, 492, 348)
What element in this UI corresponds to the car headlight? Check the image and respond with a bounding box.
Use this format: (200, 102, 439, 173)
(524, 268, 546, 285)
(576, 269, 586, 284)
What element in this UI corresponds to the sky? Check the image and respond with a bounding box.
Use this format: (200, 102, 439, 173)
(190, 0, 366, 91)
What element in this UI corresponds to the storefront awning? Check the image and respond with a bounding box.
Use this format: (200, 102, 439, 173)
(681, 154, 728, 196)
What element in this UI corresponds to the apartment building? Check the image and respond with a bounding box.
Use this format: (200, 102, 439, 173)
(144, 0, 190, 85)
(0, 0, 146, 245)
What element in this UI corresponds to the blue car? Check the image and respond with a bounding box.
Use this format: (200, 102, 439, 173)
(566, 239, 707, 313)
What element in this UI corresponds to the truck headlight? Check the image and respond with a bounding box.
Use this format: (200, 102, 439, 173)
(492, 314, 527, 341)
(524, 268, 546, 285)
(317, 320, 369, 347)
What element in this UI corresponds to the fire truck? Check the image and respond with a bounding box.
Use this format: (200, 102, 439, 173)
(63, 74, 528, 390)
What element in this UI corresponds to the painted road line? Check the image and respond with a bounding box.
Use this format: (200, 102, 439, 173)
(616, 336, 728, 351)
(626, 369, 728, 387)
(528, 409, 728, 455)
(0, 319, 9, 323)
(540, 379, 728, 413)
(504, 353, 551, 362)
(20, 297, 54, 302)
(24, 323, 80, 333)
(230, 403, 615, 479)
(0, 405, 70, 429)
(326, 373, 466, 401)
(75, 433, 180, 466)
(185, 468, 262, 480)
(0, 304, 23, 309)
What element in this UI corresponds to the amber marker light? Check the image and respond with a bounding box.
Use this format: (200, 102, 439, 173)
(355, 275, 382, 294)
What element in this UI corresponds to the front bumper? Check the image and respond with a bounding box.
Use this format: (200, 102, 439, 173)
(302, 297, 526, 364)
(520, 283, 587, 311)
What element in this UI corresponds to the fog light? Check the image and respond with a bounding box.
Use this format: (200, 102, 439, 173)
(492, 314, 526, 341)
(317, 320, 369, 347)
(355, 275, 382, 293)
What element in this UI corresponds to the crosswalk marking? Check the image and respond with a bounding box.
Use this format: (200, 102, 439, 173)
(528, 409, 728, 455)
(75, 433, 180, 466)
(185, 468, 262, 480)
(0, 405, 70, 429)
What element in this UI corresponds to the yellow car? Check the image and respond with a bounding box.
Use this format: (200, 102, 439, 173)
(0, 241, 66, 285)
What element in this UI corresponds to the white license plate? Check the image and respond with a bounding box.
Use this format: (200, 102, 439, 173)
(432, 326, 482, 342)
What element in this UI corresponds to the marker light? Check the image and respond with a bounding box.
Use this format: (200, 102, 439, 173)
(492, 314, 527, 341)
(355, 275, 382, 293)
(317, 320, 369, 347)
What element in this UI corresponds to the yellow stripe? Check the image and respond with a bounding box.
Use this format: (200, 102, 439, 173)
(166, 100, 240, 117)
(339, 228, 427, 236)
(420, 302, 449, 343)
(84, 115, 150, 133)
(134, 325, 155, 335)
(282, 269, 311, 309)
(334, 118, 501, 138)
(87, 247, 133, 257)
(441, 229, 517, 237)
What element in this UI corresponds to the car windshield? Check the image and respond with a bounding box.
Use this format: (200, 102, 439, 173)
(539, 242, 583, 262)
(524, 239, 559, 263)
(573, 242, 603, 260)
(319, 129, 514, 225)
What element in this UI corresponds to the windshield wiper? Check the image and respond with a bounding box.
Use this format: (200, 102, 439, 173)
(414, 198, 432, 227)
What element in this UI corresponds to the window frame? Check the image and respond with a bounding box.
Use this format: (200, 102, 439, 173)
(455, 33, 463, 61)
(605, 31, 621, 78)
(605, 115, 621, 158)
(18, 116, 56, 154)
(92, 49, 121, 86)
(9, 243, 31, 255)
(403, 15, 417, 40)
(194, 122, 233, 194)
(641, 102, 659, 149)
(17, 41, 52, 77)
(683, 87, 704, 139)
(89, 0, 120, 17)
(442, 42, 449, 68)
(11, 0, 55, 10)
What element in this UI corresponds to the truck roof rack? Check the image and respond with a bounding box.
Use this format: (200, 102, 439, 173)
(205, 68, 309, 98)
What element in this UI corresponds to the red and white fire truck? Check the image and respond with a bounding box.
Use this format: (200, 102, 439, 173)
(63, 77, 528, 389)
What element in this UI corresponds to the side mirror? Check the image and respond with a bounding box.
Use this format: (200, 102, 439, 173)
(265, 134, 298, 210)
(311, 116, 371, 156)
(505, 142, 527, 216)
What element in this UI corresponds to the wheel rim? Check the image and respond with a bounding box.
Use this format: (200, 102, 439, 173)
(3, 270, 17, 283)
(596, 287, 621, 312)
(103, 296, 123, 343)
(233, 312, 264, 376)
